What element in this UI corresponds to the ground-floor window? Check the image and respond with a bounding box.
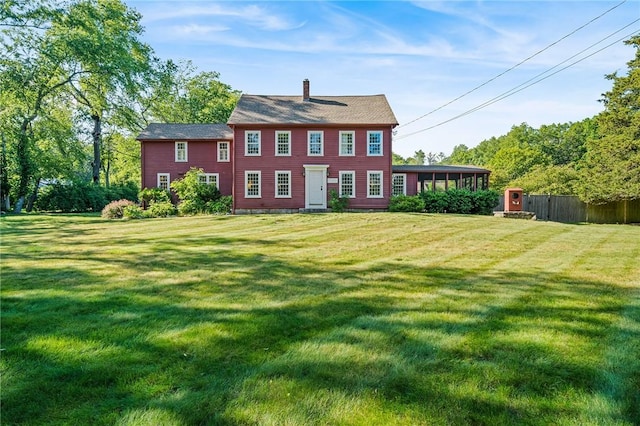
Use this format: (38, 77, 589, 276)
(245, 171, 261, 198)
(339, 171, 355, 198)
(157, 173, 170, 190)
(367, 171, 383, 198)
(392, 173, 406, 196)
(198, 173, 219, 189)
(275, 171, 291, 198)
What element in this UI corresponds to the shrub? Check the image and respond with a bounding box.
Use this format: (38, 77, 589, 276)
(329, 189, 349, 212)
(147, 201, 177, 218)
(419, 189, 500, 215)
(36, 181, 138, 213)
(177, 199, 202, 216)
(471, 190, 500, 215)
(443, 190, 474, 214)
(171, 168, 222, 216)
(139, 187, 171, 205)
(421, 191, 448, 213)
(123, 204, 144, 219)
(389, 195, 425, 212)
(206, 196, 232, 214)
(101, 199, 136, 219)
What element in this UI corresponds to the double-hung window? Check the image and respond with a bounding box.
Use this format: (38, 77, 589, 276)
(367, 171, 383, 198)
(275, 171, 291, 198)
(307, 131, 323, 156)
(275, 131, 291, 156)
(245, 171, 261, 198)
(245, 131, 261, 156)
(339, 171, 355, 198)
(157, 173, 170, 190)
(175, 141, 188, 162)
(392, 173, 406, 196)
(339, 131, 355, 156)
(367, 131, 383, 156)
(217, 141, 229, 162)
(198, 173, 219, 189)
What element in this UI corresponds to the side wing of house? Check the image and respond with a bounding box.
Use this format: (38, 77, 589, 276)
(137, 123, 233, 195)
(228, 81, 398, 213)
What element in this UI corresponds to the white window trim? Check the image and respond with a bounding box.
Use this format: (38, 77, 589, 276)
(367, 131, 383, 157)
(307, 130, 324, 156)
(245, 131, 261, 156)
(339, 171, 356, 198)
(392, 173, 407, 196)
(217, 141, 230, 162)
(157, 173, 170, 190)
(339, 131, 355, 156)
(367, 170, 384, 198)
(244, 170, 261, 198)
(275, 131, 291, 157)
(175, 141, 188, 162)
(199, 173, 220, 188)
(275, 170, 292, 198)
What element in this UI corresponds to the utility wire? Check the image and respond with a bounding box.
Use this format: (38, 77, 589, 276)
(395, 26, 640, 140)
(396, 0, 629, 130)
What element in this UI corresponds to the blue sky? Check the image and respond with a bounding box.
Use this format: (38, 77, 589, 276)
(125, 0, 640, 158)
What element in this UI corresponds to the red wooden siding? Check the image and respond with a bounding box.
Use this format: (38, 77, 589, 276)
(141, 140, 233, 195)
(232, 125, 393, 211)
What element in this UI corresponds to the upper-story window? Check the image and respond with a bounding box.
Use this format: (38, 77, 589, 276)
(217, 141, 229, 162)
(392, 173, 406, 196)
(245, 131, 261, 156)
(367, 131, 383, 156)
(175, 141, 188, 162)
(307, 131, 323, 156)
(198, 173, 219, 189)
(275, 131, 291, 156)
(339, 131, 355, 156)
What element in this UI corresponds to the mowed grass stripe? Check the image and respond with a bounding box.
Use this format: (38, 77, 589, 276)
(2, 213, 640, 425)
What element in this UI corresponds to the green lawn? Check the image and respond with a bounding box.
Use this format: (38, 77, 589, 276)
(2, 213, 639, 425)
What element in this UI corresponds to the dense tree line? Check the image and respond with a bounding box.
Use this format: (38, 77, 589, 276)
(0, 0, 240, 213)
(443, 36, 640, 204)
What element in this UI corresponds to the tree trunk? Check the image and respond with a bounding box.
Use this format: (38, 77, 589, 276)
(14, 120, 32, 214)
(92, 114, 102, 185)
(14, 196, 25, 213)
(26, 177, 41, 212)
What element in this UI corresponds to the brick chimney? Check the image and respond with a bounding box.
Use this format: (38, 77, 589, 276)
(303, 79, 310, 101)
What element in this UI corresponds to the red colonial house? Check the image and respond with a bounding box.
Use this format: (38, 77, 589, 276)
(138, 80, 399, 213)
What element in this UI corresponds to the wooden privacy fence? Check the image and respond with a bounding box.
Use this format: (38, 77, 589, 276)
(494, 195, 640, 224)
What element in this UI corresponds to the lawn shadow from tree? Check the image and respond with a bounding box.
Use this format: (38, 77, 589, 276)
(2, 225, 639, 425)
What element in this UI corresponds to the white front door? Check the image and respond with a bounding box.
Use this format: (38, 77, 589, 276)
(304, 166, 328, 209)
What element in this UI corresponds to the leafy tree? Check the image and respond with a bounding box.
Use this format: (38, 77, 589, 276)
(578, 35, 640, 203)
(509, 164, 580, 195)
(139, 61, 240, 124)
(54, 0, 153, 185)
(392, 152, 408, 165)
(0, 0, 80, 212)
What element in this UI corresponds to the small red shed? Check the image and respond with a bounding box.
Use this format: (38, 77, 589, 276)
(504, 188, 523, 212)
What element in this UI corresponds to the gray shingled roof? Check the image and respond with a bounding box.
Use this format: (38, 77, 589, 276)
(392, 165, 491, 174)
(228, 95, 398, 126)
(136, 123, 233, 141)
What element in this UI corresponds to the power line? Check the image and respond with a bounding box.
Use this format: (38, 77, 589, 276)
(395, 26, 640, 141)
(396, 0, 629, 130)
